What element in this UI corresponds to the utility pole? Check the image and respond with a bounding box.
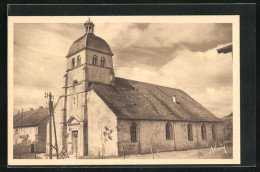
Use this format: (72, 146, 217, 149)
(217, 44, 233, 59)
(45, 92, 53, 159)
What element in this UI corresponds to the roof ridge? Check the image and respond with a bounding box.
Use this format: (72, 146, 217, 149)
(73, 35, 86, 43)
(13, 108, 48, 116)
(115, 77, 182, 92)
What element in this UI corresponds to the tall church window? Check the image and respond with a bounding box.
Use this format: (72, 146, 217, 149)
(72, 58, 75, 68)
(130, 122, 137, 143)
(93, 55, 97, 66)
(166, 122, 173, 140)
(201, 123, 207, 140)
(101, 57, 105, 67)
(77, 55, 81, 66)
(212, 125, 217, 140)
(187, 123, 193, 141)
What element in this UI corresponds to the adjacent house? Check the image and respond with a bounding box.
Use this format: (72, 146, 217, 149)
(13, 107, 49, 153)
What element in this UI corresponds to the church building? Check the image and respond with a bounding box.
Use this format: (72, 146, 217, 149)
(46, 19, 224, 158)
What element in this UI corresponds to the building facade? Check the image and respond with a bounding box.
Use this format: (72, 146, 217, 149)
(13, 107, 49, 153)
(47, 19, 224, 158)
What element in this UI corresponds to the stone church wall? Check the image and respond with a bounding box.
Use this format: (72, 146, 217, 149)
(87, 90, 118, 157)
(117, 120, 175, 155)
(117, 119, 225, 156)
(174, 121, 225, 150)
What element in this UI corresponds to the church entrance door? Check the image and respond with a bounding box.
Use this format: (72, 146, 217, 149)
(72, 130, 78, 157)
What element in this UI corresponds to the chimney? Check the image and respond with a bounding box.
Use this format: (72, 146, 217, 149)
(30, 108, 33, 111)
(39, 106, 43, 109)
(172, 95, 176, 103)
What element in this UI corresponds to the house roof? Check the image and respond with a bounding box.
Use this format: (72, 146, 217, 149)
(13, 108, 49, 128)
(93, 77, 221, 122)
(66, 33, 113, 58)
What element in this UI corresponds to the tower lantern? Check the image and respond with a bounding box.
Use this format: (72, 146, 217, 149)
(84, 18, 94, 34)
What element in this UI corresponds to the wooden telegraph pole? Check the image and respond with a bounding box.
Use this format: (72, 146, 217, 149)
(45, 92, 53, 159)
(45, 92, 59, 159)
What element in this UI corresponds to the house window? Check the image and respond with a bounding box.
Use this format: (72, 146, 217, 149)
(92, 55, 97, 66)
(77, 55, 81, 66)
(166, 122, 173, 140)
(72, 58, 75, 68)
(130, 123, 137, 143)
(201, 123, 207, 140)
(212, 125, 217, 140)
(187, 123, 193, 141)
(101, 57, 105, 67)
(15, 128, 18, 134)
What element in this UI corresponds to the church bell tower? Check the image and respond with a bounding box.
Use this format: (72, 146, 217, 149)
(84, 18, 94, 34)
(62, 19, 115, 157)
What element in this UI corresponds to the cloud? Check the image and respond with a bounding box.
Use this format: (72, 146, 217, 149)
(116, 43, 233, 117)
(95, 23, 231, 69)
(12, 22, 232, 118)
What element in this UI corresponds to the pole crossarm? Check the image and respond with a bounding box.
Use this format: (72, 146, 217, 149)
(217, 44, 232, 54)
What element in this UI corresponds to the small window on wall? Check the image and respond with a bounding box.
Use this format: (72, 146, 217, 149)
(201, 123, 207, 140)
(101, 57, 105, 67)
(73, 80, 78, 85)
(72, 58, 75, 68)
(93, 55, 97, 66)
(212, 125, 217, 140)
(77, 55, 81, 66)
(15, 129, 18, 134)
(187, 123, 193, 141)
(130, 123, 137, 143)
(166, 122, 173, 140)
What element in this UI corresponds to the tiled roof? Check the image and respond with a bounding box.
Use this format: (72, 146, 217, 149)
(93, 77, 221, 122)
(13, 108, 49, 128)
(66, 33, 113, 57)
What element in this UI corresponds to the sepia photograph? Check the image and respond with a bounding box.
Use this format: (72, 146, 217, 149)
(8, 16, 240, 165)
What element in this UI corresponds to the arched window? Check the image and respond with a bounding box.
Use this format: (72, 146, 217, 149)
(201, 123, 207, 140)
(72, 58, 75, 68)
(187, 123, 193, 141)
(130, 123, 137, 143)
(166, 122, 173, 140)
(212, 125, 217, 140)
(101, 57, 105, 67)
(92, 55, 97, 66)
(77, 55, 81, 66)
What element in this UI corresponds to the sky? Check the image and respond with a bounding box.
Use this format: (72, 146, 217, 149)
(13, 21, 233, 118)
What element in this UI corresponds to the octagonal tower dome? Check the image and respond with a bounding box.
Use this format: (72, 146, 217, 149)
(66, 19, 113, 58)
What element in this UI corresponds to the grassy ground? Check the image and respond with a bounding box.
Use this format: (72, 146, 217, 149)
(13, 145, 233, 159)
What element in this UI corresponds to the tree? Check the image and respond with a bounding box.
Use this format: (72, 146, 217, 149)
(102, 126, 113, 157)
